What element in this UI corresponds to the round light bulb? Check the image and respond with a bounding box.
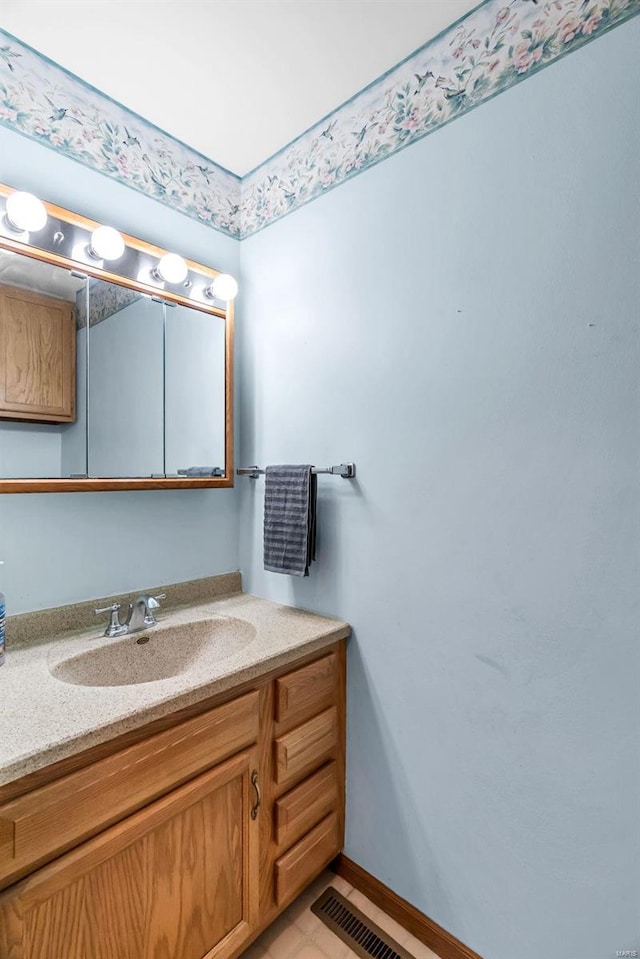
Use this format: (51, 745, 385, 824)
(89, 225, 125, 261)
(210, 273, 238, 301)
(5, 191, 47, 233)
(156, 253, 188, 284)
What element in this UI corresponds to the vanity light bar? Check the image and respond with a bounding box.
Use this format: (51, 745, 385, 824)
(236, 463, 356, 479)
(0, 186, 238, 311)
(204, 274, 239, 302)
(88, 225, 126, 262)
(152, 253, 189, 284)
(5, 191, 47, 233)
(2, 191, 125, 264)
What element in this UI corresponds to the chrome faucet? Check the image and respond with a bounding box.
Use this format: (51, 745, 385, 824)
(125, 593, 165, 632)
(95, 593, 165, 638)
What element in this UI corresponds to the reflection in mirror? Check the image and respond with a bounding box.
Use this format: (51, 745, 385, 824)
(0, 250, 87, 479)
(164, 304, 226, 478)
(86, 280, 163, 478)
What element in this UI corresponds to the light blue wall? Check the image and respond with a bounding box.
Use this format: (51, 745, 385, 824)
(238, 20, 639, 959)
(0, 128, 240, 613)
(0, 421, 61, 477)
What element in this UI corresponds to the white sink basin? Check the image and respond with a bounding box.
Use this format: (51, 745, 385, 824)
(50, 617, 257, 687)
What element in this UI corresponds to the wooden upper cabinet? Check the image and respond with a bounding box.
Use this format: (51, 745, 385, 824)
(0, 283, 76, 423)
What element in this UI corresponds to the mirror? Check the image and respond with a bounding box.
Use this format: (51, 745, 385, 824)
(86, 279, 164, 478)
(164, 303, 226, 478)
(0, 185, 234, 492)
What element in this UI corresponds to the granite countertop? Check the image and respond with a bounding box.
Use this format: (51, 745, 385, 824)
(1, 581, 350, 788)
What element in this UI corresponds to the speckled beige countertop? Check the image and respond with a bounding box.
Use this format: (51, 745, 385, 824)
(1, 577, 350, 788)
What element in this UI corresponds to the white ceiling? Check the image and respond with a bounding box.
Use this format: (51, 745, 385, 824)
(0, 0, 479, 176)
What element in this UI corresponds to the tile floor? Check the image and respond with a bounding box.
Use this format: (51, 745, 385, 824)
(240, 871, 442, 959)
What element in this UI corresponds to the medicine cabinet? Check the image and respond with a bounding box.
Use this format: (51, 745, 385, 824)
(0, 185, 234, 492)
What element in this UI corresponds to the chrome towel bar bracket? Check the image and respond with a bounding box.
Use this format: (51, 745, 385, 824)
(237, 463, 356, 479)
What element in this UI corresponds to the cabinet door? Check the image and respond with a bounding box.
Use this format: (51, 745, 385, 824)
(0, 284, 75, 422)
(0, 748, 260, 959)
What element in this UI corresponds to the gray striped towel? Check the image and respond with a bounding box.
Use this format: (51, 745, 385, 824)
(264, 465, 317, 576)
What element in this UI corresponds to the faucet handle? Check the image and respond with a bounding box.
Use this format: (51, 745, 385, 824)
(95, 602, 121, 615)
(94, 603, 125, 638)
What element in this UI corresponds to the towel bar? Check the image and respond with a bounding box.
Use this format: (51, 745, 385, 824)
(237, 463, 356, 479)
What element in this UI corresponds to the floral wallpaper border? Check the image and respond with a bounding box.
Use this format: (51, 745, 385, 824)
(1, 0, 638, 241)
(240, 0, 639, 237)
(76, 278, 143, 329)
(0, 31, 242, 238)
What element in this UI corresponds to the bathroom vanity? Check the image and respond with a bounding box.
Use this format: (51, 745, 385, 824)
(0, 581, 349, 959)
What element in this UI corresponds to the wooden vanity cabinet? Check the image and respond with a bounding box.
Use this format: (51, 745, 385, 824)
(258, 648, 346, 925)
(0, 750, 259, 959)
(0, 641, 346, 959)
(0, 283, 76, 423)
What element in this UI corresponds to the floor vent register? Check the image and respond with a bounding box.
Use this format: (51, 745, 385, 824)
(311, 886, 416, 959)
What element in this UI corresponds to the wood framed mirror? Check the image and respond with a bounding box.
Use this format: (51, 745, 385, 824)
(0, 184, 234, 493)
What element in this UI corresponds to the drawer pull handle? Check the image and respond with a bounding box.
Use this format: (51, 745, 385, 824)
(251, 770, 261, 820)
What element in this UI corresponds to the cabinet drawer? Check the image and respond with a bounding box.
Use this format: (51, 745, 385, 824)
(0, 691, 259, 886)
(275, 812, 340, 906)
(275, 653, 337, 725)
(274, 707, 337, 786)
(275, 762, 338, 850)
